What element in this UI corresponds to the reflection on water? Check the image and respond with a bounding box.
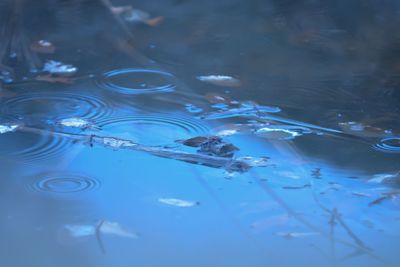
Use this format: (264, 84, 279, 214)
(1, 0, 400, 267)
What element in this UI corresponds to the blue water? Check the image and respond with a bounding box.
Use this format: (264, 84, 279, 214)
(1, 1, 400, 267)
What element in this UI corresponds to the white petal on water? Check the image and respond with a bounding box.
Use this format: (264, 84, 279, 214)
(196, 75, 241, 87)
(0, 124, 20, 134)
(158, 198, 198, 207)
(64, 221, 138, 239)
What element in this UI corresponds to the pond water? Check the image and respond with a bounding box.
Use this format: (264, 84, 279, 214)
(1, 1, 400, 267)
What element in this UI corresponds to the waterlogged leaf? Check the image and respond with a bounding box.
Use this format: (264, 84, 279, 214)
(0, 124, 21, 134)
(282, 184, 311, 190)
(64, 221, 138, 239)
(43, 60, 77, 77)
(99, 221, 138, 238)
(369, 191, 400, 207)
(197, 75, 241, 87)
(351, 192, 371, 197)
(30, 40, 56, 54)
(64, 225, 95, 237)
(178, 136, 239, 158)
(57, 117, 99, 130)
(35, 74, 75, 84)
(158, 198, 199, 207)
(275, 232, 319, 239)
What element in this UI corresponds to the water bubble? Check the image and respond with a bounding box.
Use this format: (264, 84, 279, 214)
(29, 173, 100, 195)
(1, 92, 112, 120)
(96, 115, 209, 146)
(96, 68, 176, 94)
(373, 137, 400, 153)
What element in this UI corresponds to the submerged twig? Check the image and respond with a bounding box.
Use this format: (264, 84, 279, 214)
(95, 220, 106, 254)
(17, 125, 266, 173)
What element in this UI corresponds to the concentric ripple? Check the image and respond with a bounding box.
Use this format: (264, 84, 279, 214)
(96, 115, 210, 145)
(0, 92, 112, 120)
(0, 130, 72, 164)
(373, 137, 400, 153)
(28, 173, 100, 194)
(97, 68, 176, 94)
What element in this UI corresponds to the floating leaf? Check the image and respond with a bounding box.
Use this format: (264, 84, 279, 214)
(158, 198, 199, 207)
(64, 221, 138, 239)
(57, 117, 99, 130)
(0, 124, 21, 134)
(43, 60, 77, 77)
(197, 75, 241, 87)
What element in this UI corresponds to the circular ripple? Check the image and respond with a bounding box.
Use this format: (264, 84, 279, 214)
(373, 137, 400, 153)
(0, 92, 112, 120)
(96, 115, 210, 145)
(97, 68, 176, 94)
(30, 173, 100, 194)
(0, 130, 72, 164)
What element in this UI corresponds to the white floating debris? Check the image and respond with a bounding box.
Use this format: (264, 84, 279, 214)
(0, 124, 20, 134)
(100, 221, 138, 238)
(255, 125, 311, 140)
(158, 198, 199, 207)
(64, 221, 138, 239)
(196, 75, 241, 87)
(43, 60, 77, 77)
(58, 117, 96, 129)
(275, 232, 319, 239)
(64, 224, 94, 237)
(102, 137, 137, 149)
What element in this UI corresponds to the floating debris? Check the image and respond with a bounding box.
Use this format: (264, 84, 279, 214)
(282, 184, 311, 190)
(0, 123, 21, 134)
(204, 92, 232, 104)
(30, 40, 56, 54)
(351, 192, 371, 197)
(311, 168, 322, 179)
(43, 60, 77, 77)
(158, 198, 199, 207)
(368, 191, 400, 207)
(197, 75, 241, 87)
(185, 103, 203, 113)
(118, 7, 164, 26)
(368, 172, 400, 184)
(339, 121, 387, 138)
(255, 125, 312, 140)
(178, 136, 239, 158)
(35, 74, 75, 84)
(64, 221, 138, 239)
(57, 117, 99, 130)
(275, 232, 319, 239)
(201, 104, 281, 120)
